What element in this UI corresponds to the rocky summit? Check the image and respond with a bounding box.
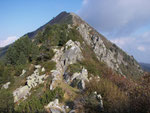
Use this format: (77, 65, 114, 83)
(0, 11, 149, 113)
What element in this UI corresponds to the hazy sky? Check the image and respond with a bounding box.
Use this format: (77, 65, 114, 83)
(0, 0, 150, 63)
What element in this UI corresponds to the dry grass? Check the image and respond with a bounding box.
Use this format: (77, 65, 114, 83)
(85, 77, 129, 113)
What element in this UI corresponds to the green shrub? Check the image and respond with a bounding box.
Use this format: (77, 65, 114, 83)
(35, 24, 82, 47)
(81, 43, 108, 76)
(15, 87, 64, 113)
(37, 46, 55, 62)
(0, 64, 14, 86)
(6, 36, 39, 65)
(0, 89, 14, 113)
(67, 63, 82, 74)
(42, 61, 56, 72)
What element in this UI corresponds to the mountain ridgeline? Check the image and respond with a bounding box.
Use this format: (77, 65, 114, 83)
(1, 12, 149, 113)
(26, 11, 143, 77)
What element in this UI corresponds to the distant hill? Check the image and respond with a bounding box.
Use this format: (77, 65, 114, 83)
(140, 63, 150, 72)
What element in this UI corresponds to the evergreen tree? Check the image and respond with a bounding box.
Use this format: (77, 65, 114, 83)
(17, 52, 27, 65)
(6, 36, 39, 65)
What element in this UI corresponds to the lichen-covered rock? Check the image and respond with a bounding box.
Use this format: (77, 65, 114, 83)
(26, 66, 45, 88)
(2, 82, 11, 89)
(13, 86, 30, 103)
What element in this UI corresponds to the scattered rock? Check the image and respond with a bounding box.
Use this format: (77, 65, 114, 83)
(45, 99, 66, 113)
(20, 69, 26, 76)
(35, 65, 41, 69)
(93, 92, 104, 110)
(2, 82, 11, 89)
(13, 65, 46, 102)
(42, 67, 45, 72)
(26, 65, 45, 89)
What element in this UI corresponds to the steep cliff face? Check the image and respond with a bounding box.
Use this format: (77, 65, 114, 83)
(70, 13, 143, 77)
(27, 11, 143, 77)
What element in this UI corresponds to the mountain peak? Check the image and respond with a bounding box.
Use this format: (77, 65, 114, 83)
(2, 11, 144, 77)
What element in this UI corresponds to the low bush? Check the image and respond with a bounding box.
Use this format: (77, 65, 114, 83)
(0, 64, 14, 86)
(15, 87, 64, 113)
(35, 24, 82, 47)
(128, 74, 150, 113)
(0, 89, 14, 113)
(85, 78, 129, 113)
(42, 61, 56, 72)
(67, 63, 82, 74)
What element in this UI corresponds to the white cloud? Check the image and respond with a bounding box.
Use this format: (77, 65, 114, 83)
(137, 46, 145, 52)
(78, 0, 150, 63)
(0, 36, 18, 47)
(78, 0, 150, 36)
(111, 37, 135, 48)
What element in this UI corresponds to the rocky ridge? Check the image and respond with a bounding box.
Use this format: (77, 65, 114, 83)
(0, 11, 146, 113)
(26, 11, 143, 77)
(70, 12, 143, 76)
(50, 40, 84, 90)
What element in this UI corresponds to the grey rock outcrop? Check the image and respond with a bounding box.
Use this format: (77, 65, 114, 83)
(26, 65, 46, 88)
(69, 12, 143, 76)
(64, 68, 89, 90)
(50, 40, 83, 90)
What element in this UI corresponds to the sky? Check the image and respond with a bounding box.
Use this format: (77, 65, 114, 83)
(0, 0, 150, 63)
